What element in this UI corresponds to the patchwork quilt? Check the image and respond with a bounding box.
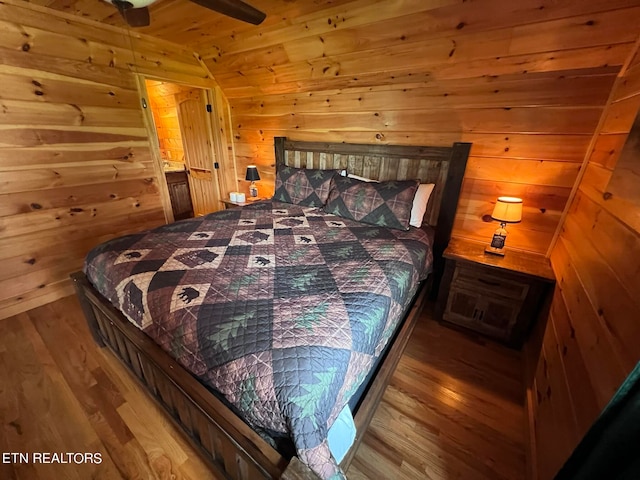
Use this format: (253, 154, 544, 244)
(84, 201, 434, 479)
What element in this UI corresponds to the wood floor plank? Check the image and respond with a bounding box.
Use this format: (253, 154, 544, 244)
(392, 361, 523, 443)
(405, 320, 523, 403)
(0, 321, 29, 480)
(0, 296, 525, 479)
(2, 314, 97, 480)
(349, 308, 525, 479)
(350, 441, 417, 480)
(374, 388, 523, 480)
(366, 405, 452, 479)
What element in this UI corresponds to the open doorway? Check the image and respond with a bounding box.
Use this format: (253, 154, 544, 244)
(143, 80, 225, 219)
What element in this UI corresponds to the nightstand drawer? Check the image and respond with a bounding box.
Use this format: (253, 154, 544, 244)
(454, 264, 529, 300)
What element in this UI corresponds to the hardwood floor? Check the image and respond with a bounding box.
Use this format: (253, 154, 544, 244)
(0, 296, 525, 480)
(348, 309, 525, 480)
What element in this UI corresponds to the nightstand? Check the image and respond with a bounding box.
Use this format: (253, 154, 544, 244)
(220, 197, 268, 209)
(435, 237, 555, 348)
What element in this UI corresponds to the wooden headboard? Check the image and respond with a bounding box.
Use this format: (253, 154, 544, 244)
(274, 137, 471, 295)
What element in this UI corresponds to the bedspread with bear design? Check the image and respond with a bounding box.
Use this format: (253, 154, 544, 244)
(84, 201, 433, 479)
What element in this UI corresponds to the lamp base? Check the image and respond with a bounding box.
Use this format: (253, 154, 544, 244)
(249, 181, 258, 198)
(484, 245, 506, 256)
(485, 223, 508, 256)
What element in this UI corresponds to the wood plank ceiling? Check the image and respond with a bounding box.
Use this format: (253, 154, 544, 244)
(17, 0, 640, 254)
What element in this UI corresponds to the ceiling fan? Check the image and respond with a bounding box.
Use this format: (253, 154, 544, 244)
(110, 0, 266, 27)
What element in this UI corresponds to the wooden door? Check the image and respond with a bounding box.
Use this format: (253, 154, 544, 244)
(175, 88, 221, 216)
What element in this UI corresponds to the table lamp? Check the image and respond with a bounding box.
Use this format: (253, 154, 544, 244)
(485, 196, 522, 256)
(245, 165, 260, 197)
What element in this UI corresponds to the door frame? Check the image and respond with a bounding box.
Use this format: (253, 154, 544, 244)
(135, 75, 174, 224)
(134, 74, 237, 223)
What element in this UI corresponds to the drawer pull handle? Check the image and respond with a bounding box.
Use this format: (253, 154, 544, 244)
(478, 278, 501, 287)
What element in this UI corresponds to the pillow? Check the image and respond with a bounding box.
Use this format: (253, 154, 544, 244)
(324, 176, 419, 230)
(273, 166, 340, 207)
(346, 174, 435, 228)
(347, 173, 377, 182)
(410, 183, 436, 228)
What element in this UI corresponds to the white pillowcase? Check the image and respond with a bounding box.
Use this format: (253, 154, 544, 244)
(346, 173, 376, 182)
(410, 183, 435, 228)
(346, 174, 435, 228)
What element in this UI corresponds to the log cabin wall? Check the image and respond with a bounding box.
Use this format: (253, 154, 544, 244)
(193, 0, 640, 254)
(0, 0, 218, 320)
(525, 37, 640, 479)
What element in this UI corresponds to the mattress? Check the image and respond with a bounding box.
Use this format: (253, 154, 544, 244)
(84, 200, 433, 478)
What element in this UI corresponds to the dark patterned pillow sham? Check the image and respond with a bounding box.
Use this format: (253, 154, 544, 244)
(324, 176, 419, 230)
(273, 165, 340, 207)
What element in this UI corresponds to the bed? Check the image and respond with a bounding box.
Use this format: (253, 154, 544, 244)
(72, 137, 470, 479)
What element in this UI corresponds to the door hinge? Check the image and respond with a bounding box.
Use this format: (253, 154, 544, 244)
(141, 98, 148, 109)
(206, 104, 212, 113)
(214, 162, 220, 169)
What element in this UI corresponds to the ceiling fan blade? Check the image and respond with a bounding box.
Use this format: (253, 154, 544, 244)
(188, 0, 266, 25)
(120, 6, 151, 27)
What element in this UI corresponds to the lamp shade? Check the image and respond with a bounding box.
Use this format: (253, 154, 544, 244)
(111, 0, 156, 7)
(491, 197, 523, 223)
(245, 165, 260, 181)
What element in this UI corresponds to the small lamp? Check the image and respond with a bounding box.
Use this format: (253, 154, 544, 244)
(245, 165, 260, 197)
(485, 196, 522, 256)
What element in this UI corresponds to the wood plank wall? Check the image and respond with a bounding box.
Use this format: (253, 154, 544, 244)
(193, 0, 640, 254)
(146, 80, 189, 166)
(525, 37, 640, 479)
(0, 0, 217, 320)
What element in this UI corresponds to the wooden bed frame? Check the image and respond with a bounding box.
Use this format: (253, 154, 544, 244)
(72, 138, 470, 479)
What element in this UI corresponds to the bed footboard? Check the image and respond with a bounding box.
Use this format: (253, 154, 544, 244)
(71, 272, 288, 480)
